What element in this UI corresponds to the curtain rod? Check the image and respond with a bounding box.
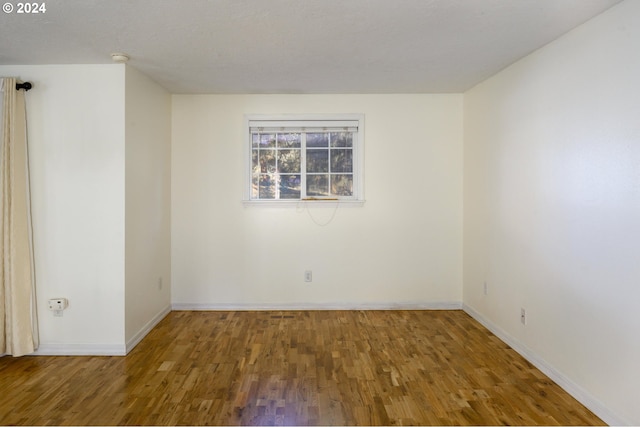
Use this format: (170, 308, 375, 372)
(16, 82, 32, 91)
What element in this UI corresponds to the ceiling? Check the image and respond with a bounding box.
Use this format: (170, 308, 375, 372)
(0, 0, 622, 94)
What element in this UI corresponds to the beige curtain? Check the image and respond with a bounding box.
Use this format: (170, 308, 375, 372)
(0, 77, 39, 357)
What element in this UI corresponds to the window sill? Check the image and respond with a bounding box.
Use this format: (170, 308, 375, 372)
(242, 199, 365, 208)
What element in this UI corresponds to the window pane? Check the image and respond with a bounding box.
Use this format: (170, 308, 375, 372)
(330, 132, 353, 147)
(307, 133, 329, 147)
(259, 174, 276, 199)
(278, 149, 300, 173)
(259, 150, 276, 173)
(260, 134, 276, 148)
(280, 175, 301, 199)
(307, 175, 329, 197)
(252, 133, 260, 148)
(251, 150, 259, 173)
(277, 133, 301, 148)
(331, 174, 353, 196)
(251, 174, 259, 198)
(307, 150, 328, 173)
(330, 149, 353, 173)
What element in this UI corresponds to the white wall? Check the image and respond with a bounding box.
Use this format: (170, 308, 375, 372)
(124, 66, 172, 349)
(0, 64, 127, 353)
(172, 94, 463, 308)
(463, 1, 640, 424)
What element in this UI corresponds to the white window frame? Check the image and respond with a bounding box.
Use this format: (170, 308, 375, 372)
(243, 114, 365, 206)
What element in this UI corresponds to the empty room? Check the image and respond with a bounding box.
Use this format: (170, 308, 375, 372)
(1, 0, 638, 425)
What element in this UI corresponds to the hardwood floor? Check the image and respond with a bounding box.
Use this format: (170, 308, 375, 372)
(0, 310, 604, 426)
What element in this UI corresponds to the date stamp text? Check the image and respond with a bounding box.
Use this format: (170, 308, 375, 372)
(3, 2, 47, 14)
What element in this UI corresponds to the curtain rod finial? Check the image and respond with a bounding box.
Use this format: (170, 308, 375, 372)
(16, 82, 32, 91)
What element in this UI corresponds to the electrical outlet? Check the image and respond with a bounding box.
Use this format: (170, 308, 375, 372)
(48, 298, 68, 311)
(48, 298, 68, 317)
(521, 308, 527, 325)
(483, 281, 488, 296)
(158, 277, 163, 290)
(304, 270, 312, 282)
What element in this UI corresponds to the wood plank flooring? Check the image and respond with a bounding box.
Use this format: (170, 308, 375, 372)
(0, 310, 604, 425)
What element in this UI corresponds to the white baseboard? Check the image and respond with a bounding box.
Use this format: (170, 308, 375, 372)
(463, 303, 628, 426)
(33, 343, 127, 356)
(172, 301, 463, 311)
(31, 305, 172, 357)
(125, 304, 172, 354)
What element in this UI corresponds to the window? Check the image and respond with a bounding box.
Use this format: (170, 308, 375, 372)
(245, 115, 364, 203)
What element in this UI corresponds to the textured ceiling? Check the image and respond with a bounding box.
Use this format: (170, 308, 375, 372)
(0, 0, 622, 94)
